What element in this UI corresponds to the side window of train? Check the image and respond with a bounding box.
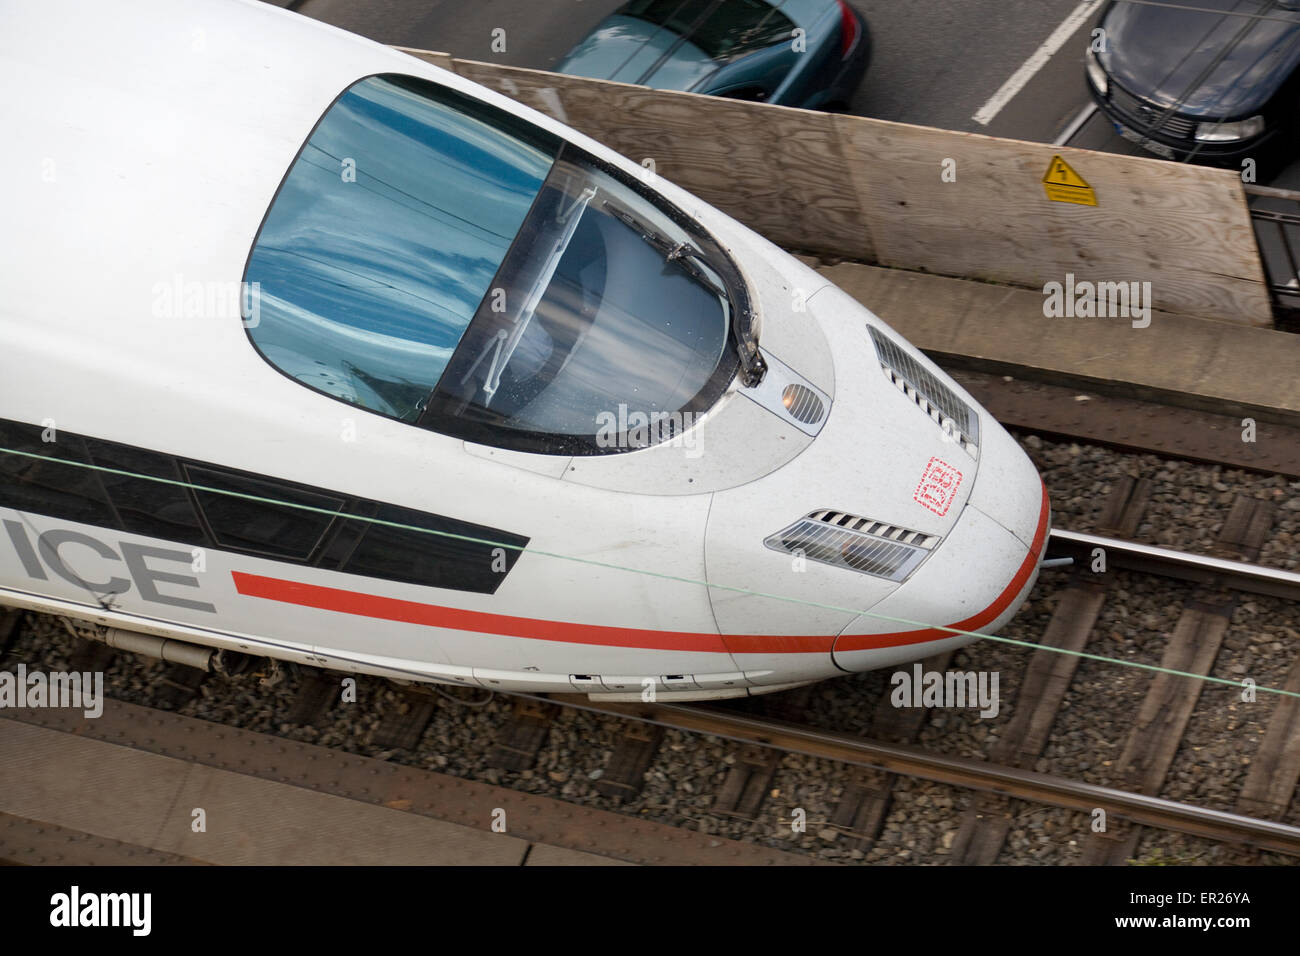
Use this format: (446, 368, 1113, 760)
(0, 420, 117, 527)
(82, 438, 206, 542)
(341, 503, 527, 595)
(185, 465, 344, 562)
(1, 418, 529, 594)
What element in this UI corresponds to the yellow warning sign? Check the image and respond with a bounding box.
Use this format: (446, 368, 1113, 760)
(1042, 154, 1097, 206)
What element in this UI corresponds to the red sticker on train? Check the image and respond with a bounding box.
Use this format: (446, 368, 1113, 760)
(913, 457, 963, 516)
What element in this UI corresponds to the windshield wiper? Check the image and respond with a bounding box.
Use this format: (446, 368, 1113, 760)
(603, 202, 766, 387)
(460, 185, 598, 405)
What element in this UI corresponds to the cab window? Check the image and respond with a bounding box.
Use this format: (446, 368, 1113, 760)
(244, 73, 745, 455)
(421, 152, 739, 454)
(245, 74, 559, 422)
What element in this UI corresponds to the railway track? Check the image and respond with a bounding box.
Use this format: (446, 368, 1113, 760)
(548, 697, 1300, 857)
(1047, 529, 1300, 602)
(507, 483, 1300, 861)
(2, 470, 1297, 864)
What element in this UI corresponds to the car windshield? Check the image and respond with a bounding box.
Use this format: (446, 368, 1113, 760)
(623, 0, 796, 62)
(421, 149, 740, 453)
(245, 75, 559, 422)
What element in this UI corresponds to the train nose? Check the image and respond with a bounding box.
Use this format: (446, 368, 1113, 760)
(965, 419, 1048, 554)
(705, 287, 1049, 684)
(830, 415, 1050, 673)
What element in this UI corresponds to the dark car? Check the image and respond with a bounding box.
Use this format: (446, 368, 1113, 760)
(1086, 0, 1300, 167)
(555, 0, 870, 110)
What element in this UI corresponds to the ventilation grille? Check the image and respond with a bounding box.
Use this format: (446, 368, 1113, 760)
(807, 510, 939, 548)
(781, 383, 825, 425)
(868, 326, 978, 453)
(764, 511, 937, 582)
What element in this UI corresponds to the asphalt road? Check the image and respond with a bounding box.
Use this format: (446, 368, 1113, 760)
(290, 0, 1299, 185)
(295, 0, 1091, 135)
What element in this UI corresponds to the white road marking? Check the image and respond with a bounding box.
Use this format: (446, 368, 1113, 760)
(972, 0, 1100, 126)
(1055, 102, 1098, 145)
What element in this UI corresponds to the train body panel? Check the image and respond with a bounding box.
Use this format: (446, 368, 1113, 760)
(0, 0, 1050, 700)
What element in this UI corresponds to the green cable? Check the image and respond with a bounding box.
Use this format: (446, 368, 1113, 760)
(1, 444, 1297, 700)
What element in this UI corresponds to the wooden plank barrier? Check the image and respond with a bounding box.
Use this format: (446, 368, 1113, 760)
(396, 48, 1272, 327)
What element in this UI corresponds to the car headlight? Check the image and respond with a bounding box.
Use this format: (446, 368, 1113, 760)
(1086, 48, 1108, 96)
(1194, 115, 1265, 142)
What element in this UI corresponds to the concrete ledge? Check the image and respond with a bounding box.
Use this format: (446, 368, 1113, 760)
(816, 262, 1300, 427)
(0, 811, 210, 865)
(525, 844, 634, 866)
(0, 720, 530, 865)
(1, 702, 824, 866)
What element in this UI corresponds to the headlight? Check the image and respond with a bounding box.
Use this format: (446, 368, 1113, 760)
(1194, 115, 1265, 142)
(1086, 48, 1108, 96)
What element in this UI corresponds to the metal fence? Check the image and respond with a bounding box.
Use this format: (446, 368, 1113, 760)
(1246, 184, 1300, 324)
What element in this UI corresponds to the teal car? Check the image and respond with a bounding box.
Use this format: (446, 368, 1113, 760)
(556, 0, 870, 110)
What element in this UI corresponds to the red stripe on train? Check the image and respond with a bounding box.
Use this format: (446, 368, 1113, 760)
(231, 482, 1050, 656)
(831, 481, 1050, 652)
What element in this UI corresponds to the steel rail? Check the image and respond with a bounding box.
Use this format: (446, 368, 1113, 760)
(1046, 528, 1300, 601)
(553, 696, 1300, 856)
(1244, 183, 1300, 201)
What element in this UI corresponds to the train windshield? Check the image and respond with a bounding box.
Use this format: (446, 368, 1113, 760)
(245, 73, 742, 450)
(244, 74, 559, 422)
(422, 150, 742, 454)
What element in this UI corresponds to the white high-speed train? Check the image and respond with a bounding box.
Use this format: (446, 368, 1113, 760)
(0, 0, 1049, 700)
